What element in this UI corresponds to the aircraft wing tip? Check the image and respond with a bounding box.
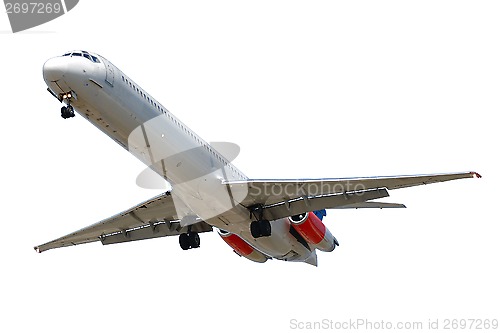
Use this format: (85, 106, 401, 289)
(34, 246, 43, 253)
(471, 171, 482, 179)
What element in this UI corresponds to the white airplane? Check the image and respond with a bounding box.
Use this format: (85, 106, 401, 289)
(36, 50, 481, 265)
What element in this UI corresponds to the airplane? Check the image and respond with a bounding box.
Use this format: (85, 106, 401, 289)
(36, 50, 481, 266)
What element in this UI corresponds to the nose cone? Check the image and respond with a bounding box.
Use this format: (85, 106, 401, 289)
(43, 57, 67, 83)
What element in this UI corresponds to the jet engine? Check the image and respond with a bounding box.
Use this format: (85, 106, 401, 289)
(218, 229, 268, 263)
(289, 212, 338, 252)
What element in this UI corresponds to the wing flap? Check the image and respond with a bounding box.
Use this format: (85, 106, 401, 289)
(261, 188, 390, 221)
(333, 202, 407, 209)
(100, 220, 212, 245)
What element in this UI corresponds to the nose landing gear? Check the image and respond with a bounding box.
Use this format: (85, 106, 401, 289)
(60, 92, 75, 119)
(61, 105, 75, 119)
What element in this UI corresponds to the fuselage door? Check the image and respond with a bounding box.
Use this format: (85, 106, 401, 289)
(103, 59, 114, 86)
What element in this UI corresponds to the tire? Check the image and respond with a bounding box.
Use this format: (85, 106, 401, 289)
(68, 105, 75, 117)
(250, 221, 261, 238)
(61, 106, 67, 119)
(259, 220, 271, 237)
(179, 233, 190, 250)
(188, 233, 200, 248)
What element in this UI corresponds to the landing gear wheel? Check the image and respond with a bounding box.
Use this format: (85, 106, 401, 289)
(61, 106, 67, 119)
(67, 105, 75, 118)
(250, 220, 272, 238)
(259, 220, 271, 237)
(250, 221, 261, 238)
(179, 233, 190, 250)
(188, 232, 200, 248)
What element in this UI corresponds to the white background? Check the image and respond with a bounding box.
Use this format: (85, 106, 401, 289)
(1, 1, 498, 332)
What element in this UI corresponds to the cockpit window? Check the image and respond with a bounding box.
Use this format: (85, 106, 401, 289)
(61, 51, 100, 63)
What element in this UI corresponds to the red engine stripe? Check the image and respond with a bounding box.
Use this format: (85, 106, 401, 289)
(221, 233, 254, 256)
(293, 212, 326, 244)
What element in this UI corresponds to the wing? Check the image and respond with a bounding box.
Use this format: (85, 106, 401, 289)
(35, 191, 212, 253)
(225, 171, 480, 220)
(333, 202, 407, 209)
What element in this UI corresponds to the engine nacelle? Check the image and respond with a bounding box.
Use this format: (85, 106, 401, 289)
(218, 230, 268, 263)
(289, 212, 336, 252)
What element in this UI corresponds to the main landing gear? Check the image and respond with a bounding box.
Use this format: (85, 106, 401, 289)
(179, 232, 200, 250)
(249, 204, 272, 239)
(250, 220, 271, 238)
(60, 92, 75, 119)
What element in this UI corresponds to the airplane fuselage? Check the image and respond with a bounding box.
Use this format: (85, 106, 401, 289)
(43, 51, 317, 264)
